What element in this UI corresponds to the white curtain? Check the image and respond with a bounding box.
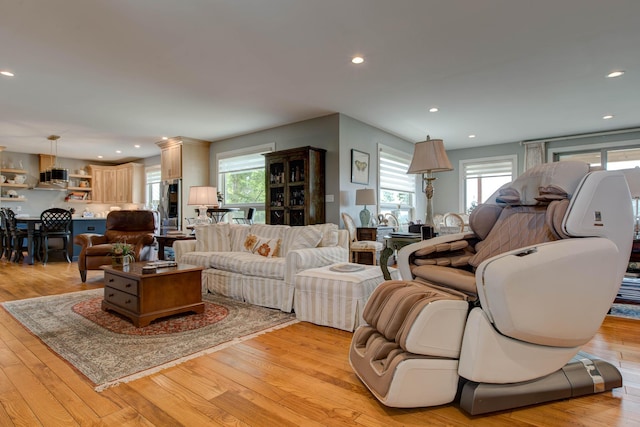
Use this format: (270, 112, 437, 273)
(523, 141, 546, 170)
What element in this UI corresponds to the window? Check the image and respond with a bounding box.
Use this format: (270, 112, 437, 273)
(217, 143, 274, 224)
(554, 144, 640, 170)
(378, 144, 415, 227)
(145, 166, 162, 210)
(460, 156, 516, 213)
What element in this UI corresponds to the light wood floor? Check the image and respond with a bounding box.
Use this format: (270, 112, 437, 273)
(1, 260, 639, 426)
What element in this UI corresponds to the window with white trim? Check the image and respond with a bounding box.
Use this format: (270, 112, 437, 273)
(461, 156, 516, 213)
(217, 143, 274, 224)
(145, 165, 162, 210)
(554, 143, 640, 170)
(378, 144, 415, 227)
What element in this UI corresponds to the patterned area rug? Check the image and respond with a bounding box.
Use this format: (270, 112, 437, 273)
(2, 289, 297, 391)
(609, 303, 640, 319)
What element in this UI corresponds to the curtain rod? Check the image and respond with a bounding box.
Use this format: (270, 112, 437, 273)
(520, 127, 640, 145)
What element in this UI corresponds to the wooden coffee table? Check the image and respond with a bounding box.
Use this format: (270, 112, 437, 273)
(101, 262, 204, 327)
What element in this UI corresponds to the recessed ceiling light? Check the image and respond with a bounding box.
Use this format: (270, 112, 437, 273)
(606, 71, 625, 78)
(351, 56, 364, 64)
(429, 107, 439, 113)
(468, 134, 476, 138)
(0, 70, 15, 77)
(97, 155, 103, 159)
(116, 150, 122, 154)
(134, 144, 140, 148)
(162, 136, 168, 140)
(603, 115, 614, 120)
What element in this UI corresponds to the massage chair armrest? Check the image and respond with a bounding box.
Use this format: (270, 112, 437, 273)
(73, 233, 107, 248)
(397, 232, 476, 279)
(476, 237, 621, 347)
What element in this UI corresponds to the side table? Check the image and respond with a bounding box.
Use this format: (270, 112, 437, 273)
(156, 234, 196, 260)
(380, 234, 421, 280)
(356, 226, 395, 265)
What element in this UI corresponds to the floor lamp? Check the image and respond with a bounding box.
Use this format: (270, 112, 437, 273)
(188, 186, 218, 225)
(407, 135, 453, 230)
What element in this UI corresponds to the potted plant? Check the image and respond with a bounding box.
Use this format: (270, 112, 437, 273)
(110, 242, 135, 267)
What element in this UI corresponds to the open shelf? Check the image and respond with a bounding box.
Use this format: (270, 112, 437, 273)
(0, 183, 28, 188)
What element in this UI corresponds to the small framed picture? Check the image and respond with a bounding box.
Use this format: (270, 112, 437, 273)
(351, 149, 370, 185)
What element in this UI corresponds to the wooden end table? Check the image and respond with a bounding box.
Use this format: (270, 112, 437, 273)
(101, 262, 204, 327)
(155, 234, 196, 260)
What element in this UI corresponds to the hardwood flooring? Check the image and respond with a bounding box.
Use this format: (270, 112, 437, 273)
(0, 259, 639, 426)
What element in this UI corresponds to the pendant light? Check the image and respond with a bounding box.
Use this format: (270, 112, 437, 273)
(40, 135, 68, 184)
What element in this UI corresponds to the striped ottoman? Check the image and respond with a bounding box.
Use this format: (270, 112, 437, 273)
(294, 263, 400, 331)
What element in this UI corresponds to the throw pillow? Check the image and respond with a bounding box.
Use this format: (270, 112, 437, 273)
(310, 223, 339, 247)
(281, 226, 323, 254)
(195, 223, 231, 252)
(243, 233, 281, 258)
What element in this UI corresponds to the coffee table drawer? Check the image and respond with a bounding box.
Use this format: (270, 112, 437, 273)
(104, 272, 139, 294)
(104, 287, 139, 311)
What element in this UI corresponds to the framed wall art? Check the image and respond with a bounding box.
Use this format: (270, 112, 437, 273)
(351, 149, 370, 185)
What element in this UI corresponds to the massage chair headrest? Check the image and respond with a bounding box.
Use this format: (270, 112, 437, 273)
(469, 161, 591, 240)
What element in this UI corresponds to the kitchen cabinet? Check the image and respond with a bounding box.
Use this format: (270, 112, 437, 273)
(160, 143, 182, 181)
(264, 146, 326, 226)
(156, 137, 211, 224)
(71, 218, 107, 261)
(90, 163, 144, 204)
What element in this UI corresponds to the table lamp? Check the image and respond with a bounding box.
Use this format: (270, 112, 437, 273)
(407, 135, 453, 228)
(188, 186, 218, 224)
(356, 188, 376, 227)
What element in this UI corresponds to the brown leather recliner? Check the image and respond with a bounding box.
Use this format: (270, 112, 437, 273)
(75, 210, 157, 282)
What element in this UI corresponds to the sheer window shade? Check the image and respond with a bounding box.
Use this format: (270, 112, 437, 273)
(463, 159, 514, 179)
(379, 146, 414, 194)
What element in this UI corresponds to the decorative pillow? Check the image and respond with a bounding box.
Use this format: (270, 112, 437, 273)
(310, 223, 339, 247)
(243, 233, 281, 258)
(195, 223, 231, 252)
(282, 226, 323, 254)
(230, 224, 251, 252)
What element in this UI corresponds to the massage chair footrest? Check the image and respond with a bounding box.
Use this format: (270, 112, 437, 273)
(458, 354, 622, 415)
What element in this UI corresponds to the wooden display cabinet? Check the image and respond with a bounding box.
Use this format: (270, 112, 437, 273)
(264, 146, 326, 226)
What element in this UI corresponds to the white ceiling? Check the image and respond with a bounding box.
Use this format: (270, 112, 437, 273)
(1, 0, 640, 162)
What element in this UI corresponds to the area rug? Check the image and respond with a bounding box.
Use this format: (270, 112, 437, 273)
(609, 303, 640, 320)
(1, 289, 297, 391)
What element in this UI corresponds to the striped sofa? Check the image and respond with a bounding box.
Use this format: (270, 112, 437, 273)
(173, 222, 349, 312)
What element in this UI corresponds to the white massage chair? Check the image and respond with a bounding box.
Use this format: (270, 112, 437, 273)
(349, 161, 633, 415)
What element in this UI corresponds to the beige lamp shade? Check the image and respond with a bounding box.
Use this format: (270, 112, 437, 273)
(355, 188, 376, 206)
(187, 186, 219, 207)
(407, 136, 453, 174)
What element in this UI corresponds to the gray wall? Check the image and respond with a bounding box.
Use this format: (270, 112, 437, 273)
(436, 128, 640, 215)
(338, 114, 415, 226)
(208, 114, 341, 223)
(207, 113, 415, 226)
